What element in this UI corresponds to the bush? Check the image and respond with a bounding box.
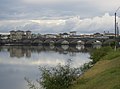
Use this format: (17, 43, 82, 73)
(102, 50, 120, 60)
(25, 60, 81, 89)
(80, 62, 93, 72)
(90, 46, 113, 63)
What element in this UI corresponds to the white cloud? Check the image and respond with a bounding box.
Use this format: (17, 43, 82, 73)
(23, 0, 120, 11)
(0, 13, 119, 34)
(64, 13, 119, 33)
(23, 0, 78, 4)
(1, 0, 120, 20)
(88, 0, 120, 10)
(23, 0, 61, 5)
(30, 20, 65, 26)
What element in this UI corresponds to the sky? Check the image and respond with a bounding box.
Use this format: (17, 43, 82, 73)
(0, 0, 120, 34)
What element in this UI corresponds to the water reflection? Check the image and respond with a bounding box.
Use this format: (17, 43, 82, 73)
(93, 44, 102, 49)
(76, 45, 85, 50)
(0, 45, 90, 58)
(0, 45, 95, 89)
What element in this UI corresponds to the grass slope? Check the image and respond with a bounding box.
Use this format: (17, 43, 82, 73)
(70, 57, 120, 89)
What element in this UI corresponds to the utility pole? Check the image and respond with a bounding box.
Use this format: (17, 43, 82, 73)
(117, 23, 119, 37)
(115, 12, 117, 39)
(114, 7, 120, 51)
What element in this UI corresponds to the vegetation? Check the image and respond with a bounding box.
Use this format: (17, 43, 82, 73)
(90, 46, 113, 63)
(26, 47, 120, 89)
(25, 60, 82, 89)
(70, 47, 120, 89)
(90, 46, 120, 62)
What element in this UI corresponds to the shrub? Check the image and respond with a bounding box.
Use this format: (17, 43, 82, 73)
(90, 46, 113, 63)
(25, 60, 81, 89)
(80, 62, 93, 72)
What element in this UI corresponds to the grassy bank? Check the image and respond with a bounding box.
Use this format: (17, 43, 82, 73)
(70, 47, 120, 89)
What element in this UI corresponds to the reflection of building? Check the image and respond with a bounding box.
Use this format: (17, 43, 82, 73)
(9, 47, 24, 58)
(9, 46, 31, 58)
(10, 30, 31, 40)
(6, 45, 88, 58)
(26, 50, 31, 58)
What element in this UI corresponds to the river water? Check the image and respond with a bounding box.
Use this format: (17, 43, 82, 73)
(0, 45, 92, 89)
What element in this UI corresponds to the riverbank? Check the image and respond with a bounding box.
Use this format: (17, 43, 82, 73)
(70, 48, 120, 89)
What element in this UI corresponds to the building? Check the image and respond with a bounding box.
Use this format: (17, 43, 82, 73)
(44, 34, 57, 38)
(70, 31, 76, 36)
(1, 34, 10, 40)
(26, 30, 32, 39)
(16, 30, 24, 40)
(59, 33, 70, 38)
(103, 31, 115, 38)
(80, 34, 94, 38)
(93, 33, 103, 37)
(70, 35, 81, 38)
(10, 30, 16, 40)
(10, 30, 32, 40)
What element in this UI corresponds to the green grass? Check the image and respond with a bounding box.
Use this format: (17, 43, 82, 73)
(70, 53, 120, 89)
(102, 50, 120, 60)
(90, 46, 113, 63)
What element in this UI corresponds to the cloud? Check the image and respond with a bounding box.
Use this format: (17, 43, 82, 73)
(22, 0, 81, 4)
(62, 13, 116, 34)
(0, 0, 120, 20)
(88, 0, 120, 11)
(0, 13, 119, 34)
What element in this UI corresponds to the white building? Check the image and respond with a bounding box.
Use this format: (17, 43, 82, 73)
(26, 31, 32, 39)
(70, 31, 76, 36)
(10, 30, 32, 40)
(59, 33, 70, 38)
(44, 34, 57, 38)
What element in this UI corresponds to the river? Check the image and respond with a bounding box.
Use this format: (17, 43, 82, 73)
(0, 45, 92, 89)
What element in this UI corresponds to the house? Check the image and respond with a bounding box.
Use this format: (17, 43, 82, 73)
(80, 34, 94, 38)
(1, 34, 9, 40)
(59, 33, 70, 38)
(10, 30, 24, 40)
(26, 30, 32, 39)
(10, 30, 16, 40)
(69, 35, 81, 38)
(16, 30, 24, 40)
(103, 31, 115, 39)
(70, 31, 76, 36)
(93, 33, 103, 37)
(10, 30, 32, 40)
(44, 34, 57, 38)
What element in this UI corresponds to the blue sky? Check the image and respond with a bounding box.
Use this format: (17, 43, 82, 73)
(0, 0, 120, 34)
